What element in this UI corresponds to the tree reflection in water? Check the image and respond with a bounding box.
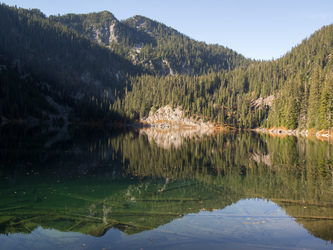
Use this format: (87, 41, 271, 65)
(0, 125, 332, 247)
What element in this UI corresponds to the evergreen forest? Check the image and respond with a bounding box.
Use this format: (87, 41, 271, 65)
(0, 3, 332, 130)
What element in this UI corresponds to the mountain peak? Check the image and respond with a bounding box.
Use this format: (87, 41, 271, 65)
(124, 15, 177, 34)
(51, 10, 118, 22)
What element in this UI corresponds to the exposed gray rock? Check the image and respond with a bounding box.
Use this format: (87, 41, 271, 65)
(253, 95, 274, 108)
(141, 105, 214, 130)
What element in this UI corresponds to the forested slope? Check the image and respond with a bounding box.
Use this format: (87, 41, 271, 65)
(113, 25, 333, 130)
(0, 3, 332, 130)
(0, 4, 140, 121)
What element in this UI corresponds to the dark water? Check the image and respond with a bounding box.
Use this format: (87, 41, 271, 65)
(0, 125, 332, 250)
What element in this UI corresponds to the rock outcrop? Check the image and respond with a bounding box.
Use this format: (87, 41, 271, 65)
(252, 95, 274, 108)
(140, 105, 215, 130)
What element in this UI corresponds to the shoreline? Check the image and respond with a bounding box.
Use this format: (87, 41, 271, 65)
(252, 127, 332, 140)
(3, 115, 332, 142)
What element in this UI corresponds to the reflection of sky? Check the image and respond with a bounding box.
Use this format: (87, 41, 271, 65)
(1, 199, 330, 250)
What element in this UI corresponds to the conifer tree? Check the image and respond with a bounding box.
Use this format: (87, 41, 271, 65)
(307, 67, 322, 129)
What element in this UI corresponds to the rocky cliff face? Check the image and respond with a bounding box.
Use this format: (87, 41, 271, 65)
(89, 21, 118, 45)
(140, 105, 215, 130)
(52, 11, 121, 46)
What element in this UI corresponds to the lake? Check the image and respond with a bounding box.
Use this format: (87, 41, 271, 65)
(0, 125, 332, 250)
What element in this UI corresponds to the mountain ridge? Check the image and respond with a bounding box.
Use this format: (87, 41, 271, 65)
(51, 11, 251, 76)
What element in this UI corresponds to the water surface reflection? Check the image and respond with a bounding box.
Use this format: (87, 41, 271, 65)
(0, 125, 332, 249)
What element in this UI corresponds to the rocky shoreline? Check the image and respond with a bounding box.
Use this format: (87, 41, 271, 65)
(253, 127, 331, 139)
(138, 105, 332, 141)
(140, 105, 215, 131)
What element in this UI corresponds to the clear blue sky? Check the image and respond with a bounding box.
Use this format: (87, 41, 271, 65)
(2, 0, 333, 60)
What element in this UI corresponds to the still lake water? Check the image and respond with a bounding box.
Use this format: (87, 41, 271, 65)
(0, 125, 332, 250)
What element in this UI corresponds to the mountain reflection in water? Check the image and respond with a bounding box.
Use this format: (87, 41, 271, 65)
(0, 125, 332, 249)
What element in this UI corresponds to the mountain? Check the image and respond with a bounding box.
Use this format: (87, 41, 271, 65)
(0, 3, 332, 131)
(51, 12, 251, 76)
(49, 12, 155, 48)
